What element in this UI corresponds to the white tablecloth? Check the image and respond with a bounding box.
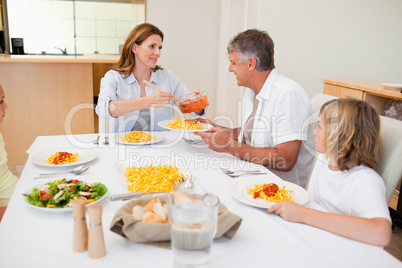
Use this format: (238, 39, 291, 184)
(0, 132, 400, 268)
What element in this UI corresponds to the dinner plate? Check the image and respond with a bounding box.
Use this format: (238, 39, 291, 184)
(381, 83, 402, 90)
(23, 179, 108, 213)
(117, 131, 164, 146)
(158, 119, 213, 132)
(31, 147, 97, 167)
(230, 176, 309, 208)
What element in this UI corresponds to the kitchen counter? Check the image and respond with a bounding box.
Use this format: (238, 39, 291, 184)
(0, 53, 120, 63)
(0, 54, 118, 165)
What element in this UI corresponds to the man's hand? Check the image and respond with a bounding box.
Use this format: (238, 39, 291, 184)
(195, 127, 234, 152)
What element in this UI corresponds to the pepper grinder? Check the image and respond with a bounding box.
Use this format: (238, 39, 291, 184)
(88, 204, 106, 258)
(72, 199, 88, 252)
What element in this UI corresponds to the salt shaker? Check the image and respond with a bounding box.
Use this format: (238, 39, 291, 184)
(72, 199, 88, 252)
(88, 204, 106, 258)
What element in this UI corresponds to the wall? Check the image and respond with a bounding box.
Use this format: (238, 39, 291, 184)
(146, 0, 220, 119)
(141, 0, 402, 125)
(258, 0, 402, 98)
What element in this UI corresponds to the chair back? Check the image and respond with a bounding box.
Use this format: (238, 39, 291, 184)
(98, 116, 116, 134)
(375, 115, 402, 204)
(310, 93, 338, 114)
(304, 94, 339, 188)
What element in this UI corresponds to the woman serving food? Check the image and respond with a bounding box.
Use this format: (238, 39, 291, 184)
(96, 23, 206, 133)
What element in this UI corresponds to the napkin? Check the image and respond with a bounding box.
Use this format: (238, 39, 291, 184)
(109, 195, 242, 247)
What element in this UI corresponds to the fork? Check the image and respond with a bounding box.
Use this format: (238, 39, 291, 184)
(172, 176, 196, 190)
(220, 167, 265, 175)
(226, 172, 265, 178)
(182, 137, 205, 144)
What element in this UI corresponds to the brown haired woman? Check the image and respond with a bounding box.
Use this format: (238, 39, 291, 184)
(267, 98, 392, 246)
(0, 85, 18, 221)
(96, 23, 205, 132)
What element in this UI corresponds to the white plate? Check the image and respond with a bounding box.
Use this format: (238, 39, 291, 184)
(117, 131, 164, 146)
(158, 119, 213, 132)
(230, 176, 309, 208)
(31, 147, 97, 167)
(381, 83, 402, 90)
(23, 179, 108, 213)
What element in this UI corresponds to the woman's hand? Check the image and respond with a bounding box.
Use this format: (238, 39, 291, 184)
(267, 201, 308, 223)
(148, 90, 172, 107)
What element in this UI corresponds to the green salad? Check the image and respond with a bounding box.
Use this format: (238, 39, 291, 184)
(27, 178, 108, 208)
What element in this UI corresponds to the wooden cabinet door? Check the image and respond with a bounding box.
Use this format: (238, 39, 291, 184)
(342, 88, 363, 99)
(324, 84, 343, 97)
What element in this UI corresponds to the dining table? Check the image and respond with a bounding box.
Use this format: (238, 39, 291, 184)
(0, 131, 400, 268)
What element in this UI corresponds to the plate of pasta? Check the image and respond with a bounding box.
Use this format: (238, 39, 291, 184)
(158, 118, 213, 132)
(230, 176, 309, 208)
(31, 148, 97, 167)
(123, 163, 192, 193)
(117, 131, 164, 145)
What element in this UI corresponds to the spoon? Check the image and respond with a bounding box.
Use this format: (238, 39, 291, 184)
(143, 80, 182, 102)
(35, 165, 89, 179)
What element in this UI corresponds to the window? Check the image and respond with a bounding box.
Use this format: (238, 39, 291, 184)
(6, 0, 145, 55)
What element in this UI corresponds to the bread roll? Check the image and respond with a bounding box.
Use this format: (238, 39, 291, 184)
(162, 203, 169, 221)
(153, 203, 166, 221)
(131, 205, 146, 221)
(141, 211, 164, 223)
(143, 197, 160, 212)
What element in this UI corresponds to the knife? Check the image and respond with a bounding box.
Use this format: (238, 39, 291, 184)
(109, 191, 165, 201)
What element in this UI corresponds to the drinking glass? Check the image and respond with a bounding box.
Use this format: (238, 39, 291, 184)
(166, 190, 220, 268)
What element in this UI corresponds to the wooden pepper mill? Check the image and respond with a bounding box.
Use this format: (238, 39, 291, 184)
(88, 204, 106, 258)
(72, 199, 88, 252)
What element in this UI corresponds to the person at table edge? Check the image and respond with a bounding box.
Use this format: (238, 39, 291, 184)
(96, 23, 206, 133)
(196, 29, 313, 188)
(0, 84, 18, 221)
(268, 99, 392, 247)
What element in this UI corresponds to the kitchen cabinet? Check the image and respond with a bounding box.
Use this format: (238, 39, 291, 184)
(0, 54, 118, 164)
(323, 78, 402, 113)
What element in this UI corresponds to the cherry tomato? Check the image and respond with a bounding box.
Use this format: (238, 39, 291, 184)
(71, 179, 79, 184)
(86, 189, 91, 193)
(40, 190, 46, 196)
(41, 194, 52, 200)
(69, 187, 75, 192)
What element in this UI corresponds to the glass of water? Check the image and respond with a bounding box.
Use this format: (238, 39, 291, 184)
(166, 190, 220, 268)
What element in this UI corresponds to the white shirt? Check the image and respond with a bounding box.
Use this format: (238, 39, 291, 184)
(308, 153, 391, 222)
(238, 69, 313, 187)
(96, 69, 201, 132)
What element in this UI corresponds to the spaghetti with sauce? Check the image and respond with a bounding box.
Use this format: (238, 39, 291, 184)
(247, 183, 294, 203)
(46, 151, 80, 165)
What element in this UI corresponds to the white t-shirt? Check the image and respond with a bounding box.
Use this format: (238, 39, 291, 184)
(308, 153, 391, 223)
(238, 69, 313, 187)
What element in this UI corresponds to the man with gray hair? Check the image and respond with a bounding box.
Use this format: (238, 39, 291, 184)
(196, 29, 313, 188)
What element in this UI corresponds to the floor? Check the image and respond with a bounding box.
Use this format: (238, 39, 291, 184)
(7, 165, 402, 261)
